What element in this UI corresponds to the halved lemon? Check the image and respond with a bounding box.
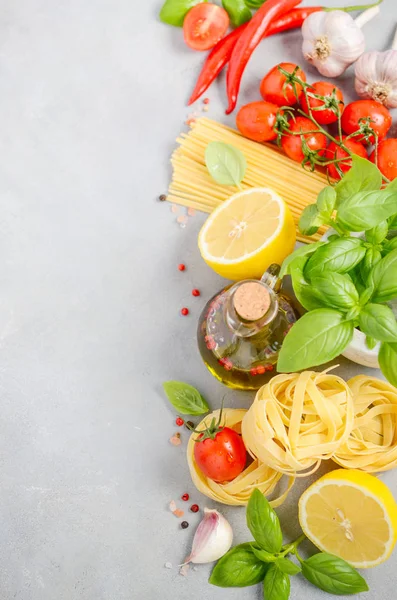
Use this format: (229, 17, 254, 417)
(299, 469, 397, 569)
(198, 188, 296, 280)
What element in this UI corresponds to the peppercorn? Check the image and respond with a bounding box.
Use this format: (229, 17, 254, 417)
(178, 264, 186, 271)
(181, 521, 189, 529)
(176, 417, 184, 427)
(192, 289, 200, 297)
(181, 493, 189, 502)
(186, 421, 195, 431)
(181, 308, 189, 316)
(190, 504, 199, 513)
(159, 194, 167, 202)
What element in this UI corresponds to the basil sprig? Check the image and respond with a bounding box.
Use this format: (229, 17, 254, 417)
(205, 141, 247, 187)
(162, 381, 209, 415)
(210, 490, 368, 597)
(279, 155, 397, 387)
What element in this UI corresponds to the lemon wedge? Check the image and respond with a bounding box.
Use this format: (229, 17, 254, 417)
(198, 188, 296, 280)
(299, 469, 397, 568)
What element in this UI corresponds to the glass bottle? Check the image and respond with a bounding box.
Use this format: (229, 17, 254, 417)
(197, 265, 300, 390)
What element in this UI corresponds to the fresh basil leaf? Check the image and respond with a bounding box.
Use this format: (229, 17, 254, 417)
(370, 249, 397, 303)
(247, 489, 282, 554)
(366, 336, 377, 350)
(366, 221, 388, 245)
(280, 241, 327, 279)
(277, 309, 354, 373)
(317, 186, 336, 216)
(334, 154, 382, 207)
(222, 0, 251, 27)
(159, 0, 206, 26)
(360, 247, 382, 283)
(359, 303, 397, 342)
(275, 558, 301, 575)
(305, 238, 365, 279)
(205, 141, 247, 187)
(379, 342, 397, 387)
(289, 258, 326, 311)
(382, 236, 397, 255)
(299, 204, 324, 236)
(301, 553, 369, 595)
(337, 188, 397, 232)
(389, 214, 397, 230)
(310, 272, 359, 311)
(210, 543, 269, 588)
(163, 381, 209, 415)
(263, 565, 290, 600)
(251, 545, 277, 563)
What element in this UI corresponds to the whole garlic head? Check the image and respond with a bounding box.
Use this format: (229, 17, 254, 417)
(302, 11, 365, 78)
(355, 50, 397, 108)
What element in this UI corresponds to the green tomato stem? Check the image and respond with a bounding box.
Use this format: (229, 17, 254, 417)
(324, 0, 383, 12)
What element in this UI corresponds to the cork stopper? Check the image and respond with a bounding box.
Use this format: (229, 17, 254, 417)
(233, 282, 271, 322)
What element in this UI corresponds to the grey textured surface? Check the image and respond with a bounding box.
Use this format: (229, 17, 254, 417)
(1, 0, 397, 598)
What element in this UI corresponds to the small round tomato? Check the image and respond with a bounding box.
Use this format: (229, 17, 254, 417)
(194, 426, 247, 483)
(300, 81, 344, 125)
(183, 3, 229, 51)
(370, 139, 397, 180)
(236, 101, 281, 142)
(341, 100, 392, 144)
(260, 63, 306, 107)
(281, 116, 327, 163)
(326, 136, 367, 180)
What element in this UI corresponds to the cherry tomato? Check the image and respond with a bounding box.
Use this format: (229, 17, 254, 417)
(370, 139, 397, 181)
(183, 3, 229, 51)
(281, 116, 327, 163)
(194, 427, 247, 483)
(325, 136, 367, 180)
(341, 100, 392, 145)
(260, 63, 306, 107)
(236, 101, 281, 142)
(300, 81, 344, 125)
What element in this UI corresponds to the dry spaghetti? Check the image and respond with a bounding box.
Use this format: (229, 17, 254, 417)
(168, 118, 329, 244)
(242, 371, 354, 477)
(333, 375, 397, 473)
(187, 409, 294, 506)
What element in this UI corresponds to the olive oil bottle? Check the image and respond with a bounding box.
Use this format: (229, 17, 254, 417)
(197, 265, 299, 390)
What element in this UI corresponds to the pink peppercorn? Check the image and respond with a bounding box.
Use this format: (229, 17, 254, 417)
(181, 308, 189, 316)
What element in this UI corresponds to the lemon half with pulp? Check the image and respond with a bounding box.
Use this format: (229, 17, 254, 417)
(198, 188, 296, 280)
(299, 469, 397, 568)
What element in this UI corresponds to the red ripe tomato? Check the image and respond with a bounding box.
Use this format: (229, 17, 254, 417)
(260, 63, 306, 107)
(300, 81, 344, 125)
(341, 100, 392, 144)
(236, 101, 281, 142)
(281, 116, 327, 163)
(183, 3, 229, 51)
(194, 426, 247, 483)
(326, 137, 367, 180)
(370, 139, 397, 180)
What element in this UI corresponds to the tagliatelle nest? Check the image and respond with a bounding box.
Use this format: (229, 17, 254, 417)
(241, 371, 354, 477)
(333, 375, 397, 473)
(187, 409, 294, 507)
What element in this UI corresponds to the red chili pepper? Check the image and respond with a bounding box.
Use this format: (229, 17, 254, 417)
(226, 0, 301, 115)
(188, 6, 323, 106)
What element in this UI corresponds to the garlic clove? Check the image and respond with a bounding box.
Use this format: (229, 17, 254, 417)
(184, 508, 233, 565)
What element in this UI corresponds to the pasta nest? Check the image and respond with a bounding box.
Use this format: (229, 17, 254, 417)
(242, 371, 354, 477)
(333, 375, 397, 473)
(187, 409, 294, 506)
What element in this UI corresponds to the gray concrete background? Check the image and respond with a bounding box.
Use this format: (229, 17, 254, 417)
(0, 0, 396, 598)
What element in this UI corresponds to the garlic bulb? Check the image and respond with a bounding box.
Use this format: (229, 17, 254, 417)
(302, 8, 379, 78)
(355, 50, 397, 108)
(184, 508, 233, 564)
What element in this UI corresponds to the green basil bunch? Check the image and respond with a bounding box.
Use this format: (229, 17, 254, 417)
(278, 156, 397, 386)
(210, 489, 368, 597)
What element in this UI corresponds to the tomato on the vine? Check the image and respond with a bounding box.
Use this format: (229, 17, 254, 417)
(193, 421, 247, 483)
(183, 3, 229, 51)
(370, 139, 397, 180)
(236, 101, 281, 142)
(325, 136, 367, 180)
(281, 116, 327, 163)
(260, 63, 306, 107)
(341, 100, 392, 144)
(300, 81, 344, 125)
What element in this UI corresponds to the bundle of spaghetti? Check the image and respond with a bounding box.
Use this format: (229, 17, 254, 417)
(187, 409, 294, 507)
(168, 118, 329, 244)
(333, 375, 397, 473)
(242, 371, 354, 477)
